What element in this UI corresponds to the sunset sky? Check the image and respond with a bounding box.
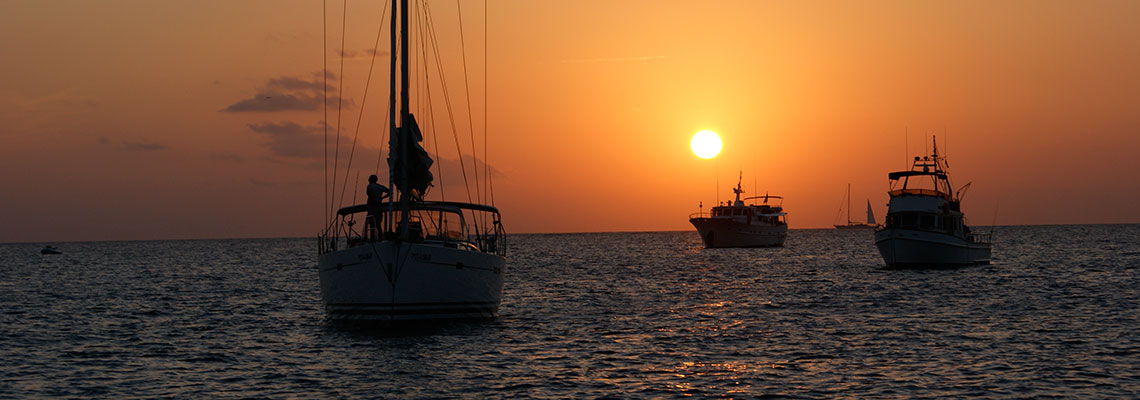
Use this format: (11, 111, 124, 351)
(3, 0, 1140, 242)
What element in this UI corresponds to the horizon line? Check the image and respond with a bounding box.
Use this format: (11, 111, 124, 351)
(4, 221, 1138, 245)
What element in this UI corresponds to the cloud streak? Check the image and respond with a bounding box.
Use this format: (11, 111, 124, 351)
(247, 121, 329, 158)
(222, 72, 352, 113)
(209, 152, 244, 162)
(96, 136, 167, 152)
(122, 141, 166, 152)
(558, 55, 666, 64)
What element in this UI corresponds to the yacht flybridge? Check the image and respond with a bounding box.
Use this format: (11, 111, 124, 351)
(317, 0, 506, 322)
(874, 137, 991, 268)
(689, 175, 788, 248)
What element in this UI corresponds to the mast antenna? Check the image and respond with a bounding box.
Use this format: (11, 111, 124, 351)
(990, 197, 999, 236)
(904, 126, 909, 169)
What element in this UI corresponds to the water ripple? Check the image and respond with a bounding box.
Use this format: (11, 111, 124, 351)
(1, 227, 1138, 397)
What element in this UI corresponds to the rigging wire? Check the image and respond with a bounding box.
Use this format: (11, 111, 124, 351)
(337, 0, 390, 209)
(832, 186, 847, 225)
(422, 1, 474, 204)
(374, 101, 391, 175)
(456, 0, 482, 207)
(330, 0, 348, 218)
(416, 2, 446, 201)
(484, 0, 493, 210)
(423, 0, 480, 236)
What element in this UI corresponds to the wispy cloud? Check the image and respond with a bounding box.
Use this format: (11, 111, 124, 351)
(222, 72, 351, 113)
(266, 76, 325, 91)
(336, 48, 390, 59)
(247, 120, 361, 159)
(121, 141, 166, 152)
(96, 136, 166, 152)
(249, 178, 276, 187)
(558, 55, 666, 64)
(209, 152, 244, 162)
(263, 29, 314, 43)
(224, 93, 326, 112)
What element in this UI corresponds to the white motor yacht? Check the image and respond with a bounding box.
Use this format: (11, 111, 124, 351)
(874, 137, 991, 268)
(690, 176, 788, 248)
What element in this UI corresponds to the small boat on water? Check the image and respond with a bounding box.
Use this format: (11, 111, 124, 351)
(316, 0, 506, 322)
(834, 183, 878, 229)
(689, 175, 788, 248)
(41, 246, 62, 255)
(874, 136, 991, 268)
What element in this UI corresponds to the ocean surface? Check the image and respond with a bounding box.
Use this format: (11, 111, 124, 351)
(2, 225, 1138, 398)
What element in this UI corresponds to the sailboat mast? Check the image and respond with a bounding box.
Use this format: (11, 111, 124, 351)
(387, 0, 398, 233)
(400, 0, 410, 123)
(846, 183, 852, 224)
(397, 0, 412, 238)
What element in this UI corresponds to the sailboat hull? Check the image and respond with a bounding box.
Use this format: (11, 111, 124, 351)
(874, 228, 991, 268)
(834, 224, 876, 230)
(690, 218, 787, 248)
(318, 241, 505, 321)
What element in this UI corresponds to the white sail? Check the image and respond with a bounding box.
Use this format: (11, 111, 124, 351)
(866, 200, 876, 225)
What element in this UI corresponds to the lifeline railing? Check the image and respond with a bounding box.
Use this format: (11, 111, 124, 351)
(318, 205, 506, 257)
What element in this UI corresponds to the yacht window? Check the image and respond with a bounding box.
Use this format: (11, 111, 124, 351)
(901, 215, 917, 227)
(920, 215, 934, 228)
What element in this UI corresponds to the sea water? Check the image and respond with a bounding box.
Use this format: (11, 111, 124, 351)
(1, 225, 1137, 398)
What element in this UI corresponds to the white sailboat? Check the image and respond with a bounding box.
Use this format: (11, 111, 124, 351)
(874, 136, 991, 268)
(834, 184, 878, 229)
(317, 0, 506, 321)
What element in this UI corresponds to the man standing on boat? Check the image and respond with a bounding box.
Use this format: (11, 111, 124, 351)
(366, 174, 390, 240)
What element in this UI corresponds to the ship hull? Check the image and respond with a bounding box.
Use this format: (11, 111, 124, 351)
(874, 228, 991, 268)
(690, 218, 787, 248)
(318, 241, 505, 322)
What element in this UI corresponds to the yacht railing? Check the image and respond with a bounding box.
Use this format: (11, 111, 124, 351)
(887, 188, 951, 198)
(318, 202, 507, 257)
(968, 232, 993, 244)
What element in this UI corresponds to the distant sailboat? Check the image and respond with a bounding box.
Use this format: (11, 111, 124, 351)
(834, 184, 878, 229)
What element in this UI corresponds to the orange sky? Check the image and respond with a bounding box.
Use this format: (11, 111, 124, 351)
(2, 0, 1140, 242)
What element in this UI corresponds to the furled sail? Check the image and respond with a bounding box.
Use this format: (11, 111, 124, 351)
(389, 113, 434, 197)
(866, 200, 876, 225)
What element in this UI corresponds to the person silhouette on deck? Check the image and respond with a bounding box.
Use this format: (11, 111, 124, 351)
(366, 175, 391, 240)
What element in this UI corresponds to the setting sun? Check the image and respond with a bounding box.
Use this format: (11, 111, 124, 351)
(690, 130, 723, 159)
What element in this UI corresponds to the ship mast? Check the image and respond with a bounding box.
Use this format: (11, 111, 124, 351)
(398, 0, 411, 238)
(387, 0, 398, 234)
(386, 0, 414, 238)
(846, 183, 852, 224)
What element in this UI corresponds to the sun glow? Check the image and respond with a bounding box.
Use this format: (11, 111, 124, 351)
(690, 130, 722, 159)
